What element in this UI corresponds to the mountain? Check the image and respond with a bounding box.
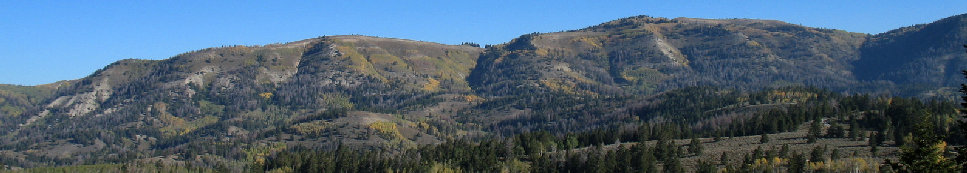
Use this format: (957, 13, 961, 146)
(2, 14, 966, 168)
(0, 83, 61, 119)
(466, 17, 871, 134)
(854, 14, 967, 96)
(0, 35, 484, 167)
(471, 16, 867, 97)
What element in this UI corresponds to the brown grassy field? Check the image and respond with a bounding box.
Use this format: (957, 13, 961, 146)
(566, 120, 899, 172)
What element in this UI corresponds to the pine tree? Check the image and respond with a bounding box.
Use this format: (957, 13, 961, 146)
(752, 147, 763, 160)
(830, 148, 841, 160)
(957, 67, 967, 173)
(893, 114, 957, 172)
(809, 146, 825, 162)
(807, 119, 821, 143)
(663, 156, 683, 173)
(688, 137, 703, 156)
(870, 132, 879, 158)
(696, 160, 716, 173)
(779, 144, 790, 158)
(739, 154, 753, 172)
(788, 152, 806, 173)
(759, 134, 770, 144)
(849, 118, 860, 140)
(826, 124, 845, 138)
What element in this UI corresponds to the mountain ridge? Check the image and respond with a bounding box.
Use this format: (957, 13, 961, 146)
(1, 14, 966, 168)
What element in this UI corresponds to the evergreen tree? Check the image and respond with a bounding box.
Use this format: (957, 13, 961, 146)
(788, 152, 807, 173)
(957, 66, 967, 173)
(807, 119, 822, 143)
(565, 135, 579, 150)
(892, 114, 957, 172)
(739, 154, 753, 172)
(779, 144, 790, 159)
(696, 160, 716, 173)
(870, 133, 879, 158)
(639, 155, 658, 173)
(826, 124, 845, 138)
(719, 152, 729, 166)
(752, 147, 763, 160)
(759, 134, 770, 144)
(688, 137, 703, 156)
(663, 156, 683, 173)
(849, 118, 861, 140)
(830, 148, 841, 160)
(809, 146, 825, 162)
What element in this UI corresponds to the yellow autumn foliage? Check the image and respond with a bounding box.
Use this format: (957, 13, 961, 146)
(462, 94, 484, 102)
(369, 121, 403, 139)
(428, 162, 463, 173)
(333, 42, 387, 82)
(245, 142, 287, 166)
(806, 158, 879, 172)
(423, 77, 440, 92)
(767, 90, 817, 103)
(291, 120, 332, 136)
(746, 40, 762, 47)
(259, 92, 273, 100)
(160, 116, 217, 136)
(534, 48, 549, 57)
(577, 37, 603, 49)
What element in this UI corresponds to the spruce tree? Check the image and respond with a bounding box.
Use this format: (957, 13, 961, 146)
(830, 148, 841, 161)
(759, 134, 770, 144)
(788, 152, 806, 173)
(663, 156, 684, 173)
(870, 133, 879, 158)
(807, 119, 822, 143)
(752, 147, 764, 159)
(809, 146, 825, 162)
(957, 66, 967, 173)
(696, 160, 716, 173)
(688, 137, 703, 156)
(779, 144, 790, 158)
(849, 118, 860, 140)
(894, 114, 957, 172)
(826, 124, 845, 138)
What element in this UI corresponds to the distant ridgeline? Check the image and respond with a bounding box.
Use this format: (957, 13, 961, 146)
(1, 14, 966, 172)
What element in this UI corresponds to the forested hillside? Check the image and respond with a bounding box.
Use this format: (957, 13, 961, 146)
(1, 13, 967, 172)
(854, 14, 967, 96)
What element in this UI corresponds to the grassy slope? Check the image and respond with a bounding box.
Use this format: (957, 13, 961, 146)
(566, 120, 896, 172)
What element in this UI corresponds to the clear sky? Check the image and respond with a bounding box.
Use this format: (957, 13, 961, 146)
(1, 1, 965, 85)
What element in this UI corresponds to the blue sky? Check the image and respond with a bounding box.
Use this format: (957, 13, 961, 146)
(1, 1, 965, 85)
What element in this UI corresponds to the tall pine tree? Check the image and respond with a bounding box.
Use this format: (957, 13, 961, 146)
(891, 114, 957, 172)
(956, 46, 967, 172)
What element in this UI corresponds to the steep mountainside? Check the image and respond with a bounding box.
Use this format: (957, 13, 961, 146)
(0, 36, 484, 167)
(465, 16, 871, 134)
(0, 83, 61, 119)
(462, 15, 967, 134)
(854, 14, 967, 96)
(1, 14, 967, 168)
(470, 16, 868, 97)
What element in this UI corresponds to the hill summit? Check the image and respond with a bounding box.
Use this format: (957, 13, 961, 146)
(1, 14, 966, 168)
